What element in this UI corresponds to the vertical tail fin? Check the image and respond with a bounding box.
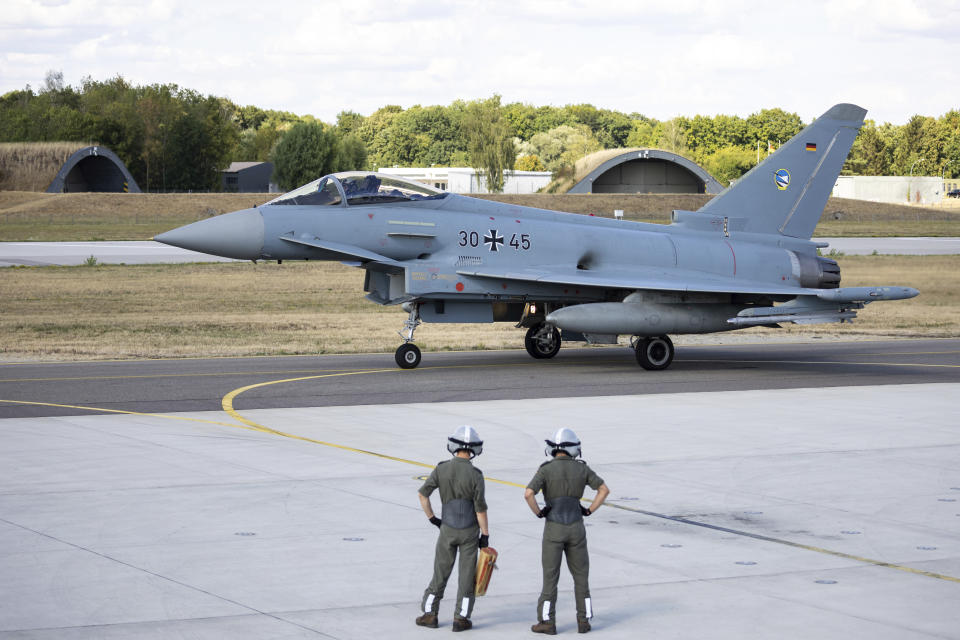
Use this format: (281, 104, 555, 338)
(698, 104, 866, 239)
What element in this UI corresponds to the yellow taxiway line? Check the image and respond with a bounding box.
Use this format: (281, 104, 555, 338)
(218, 366, 960, 584)
(3, 353, 958, 584)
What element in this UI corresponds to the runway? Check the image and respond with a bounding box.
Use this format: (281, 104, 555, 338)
(2, 339, 959, 638)
(0, 241, 236, 267)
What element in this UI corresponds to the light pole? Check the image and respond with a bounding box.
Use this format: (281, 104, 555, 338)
(909, 157, 926, 203)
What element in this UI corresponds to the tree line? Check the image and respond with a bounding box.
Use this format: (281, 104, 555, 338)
(2, 72, 958, 192)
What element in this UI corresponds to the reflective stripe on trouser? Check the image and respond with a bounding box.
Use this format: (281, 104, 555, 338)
(537, 521, 591, 622)
(421, 523, 479, 619)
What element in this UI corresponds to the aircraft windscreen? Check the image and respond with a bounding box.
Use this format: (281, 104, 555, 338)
(338, 173, 448, 205)
(266, 177, 343, 206)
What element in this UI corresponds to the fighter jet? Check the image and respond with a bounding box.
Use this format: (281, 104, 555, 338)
(155, 104, 917, 370)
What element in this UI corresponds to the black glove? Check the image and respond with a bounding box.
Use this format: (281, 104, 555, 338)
(429, 516, 442, 528)
(479, 534, 489, 548)
(580, 505, 592, 516)
(537, 505, 552, 519)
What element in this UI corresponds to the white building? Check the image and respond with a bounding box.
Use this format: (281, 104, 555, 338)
(377, 167, 552, 194)
(832, 176, 944, 205)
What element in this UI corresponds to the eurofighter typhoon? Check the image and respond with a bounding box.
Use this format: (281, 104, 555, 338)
(155, 104, 917, 370)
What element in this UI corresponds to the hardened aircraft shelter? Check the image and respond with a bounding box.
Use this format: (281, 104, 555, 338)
(566, 148, 723, 194)
(0, 142, 140, 193)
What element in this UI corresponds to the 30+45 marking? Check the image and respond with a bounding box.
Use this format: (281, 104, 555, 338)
(458, 229, 530, 252)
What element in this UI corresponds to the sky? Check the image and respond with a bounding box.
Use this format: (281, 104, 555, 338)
(2, 0, 958, 125)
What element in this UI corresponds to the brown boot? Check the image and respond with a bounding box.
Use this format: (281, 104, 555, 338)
(578, 618, 591, 633)
(531, 621, 557, 635)
(452, 618, 472, 632)
(416, 612, 438, 628)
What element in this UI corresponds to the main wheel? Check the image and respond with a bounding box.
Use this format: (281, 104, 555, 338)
(525, 324, 562, 359)
(395, 343, 422, 369)
(635, 335, 674, 370)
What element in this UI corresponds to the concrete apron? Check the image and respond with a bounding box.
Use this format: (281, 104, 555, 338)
(1, 383, 958, 638)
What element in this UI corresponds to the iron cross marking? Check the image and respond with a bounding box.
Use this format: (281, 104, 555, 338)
(483, 229, 504, 252)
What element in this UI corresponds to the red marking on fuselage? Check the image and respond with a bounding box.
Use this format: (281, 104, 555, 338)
(724, 240, 737, 275)
(456, 282, 464, 292)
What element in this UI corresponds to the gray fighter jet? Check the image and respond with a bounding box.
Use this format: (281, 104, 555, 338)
(155, 104, 917, 370)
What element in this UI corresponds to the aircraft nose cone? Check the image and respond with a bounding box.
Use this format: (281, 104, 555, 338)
(154, 207, 264, 260)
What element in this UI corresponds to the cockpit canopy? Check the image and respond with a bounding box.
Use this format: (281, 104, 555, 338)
(266, 172, 448, 207)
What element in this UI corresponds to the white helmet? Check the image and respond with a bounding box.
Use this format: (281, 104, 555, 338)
(545, 428, 581, 458)
(448, 425, 483, 458)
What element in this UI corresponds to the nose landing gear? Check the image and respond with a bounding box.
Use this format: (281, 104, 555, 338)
(395, 303, 422, 369)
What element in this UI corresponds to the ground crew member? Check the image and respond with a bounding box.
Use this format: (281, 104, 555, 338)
(525, 428, 609, 635)
(417, 425, 489, 632)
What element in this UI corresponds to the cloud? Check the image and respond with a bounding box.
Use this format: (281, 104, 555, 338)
(0, 0, 957, 124)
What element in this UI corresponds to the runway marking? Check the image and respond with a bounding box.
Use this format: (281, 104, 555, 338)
(222, 368, 437, 470)
(220, 367, 960, 584)
(0, 353, 356, 366)
(221, 364, 626, 486)
(845, 350, 960, 356)
(0, 368, 368, 384)
(684, 359, 960, 369)
(0, 398, 261, 431)
(0, 356, 634, 383)
(4, 351, 958, 584)
(6, 355, 957, 389)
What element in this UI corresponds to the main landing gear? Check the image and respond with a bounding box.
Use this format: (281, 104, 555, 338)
(392, 305, 676, 371)
(524, 323, 561, 360)
(395, 303, 422, 369)
(633, 335, 674, 370)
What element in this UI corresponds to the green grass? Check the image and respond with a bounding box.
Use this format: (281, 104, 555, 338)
(0, 219, 186, 241)
(812, 220, 960, 237)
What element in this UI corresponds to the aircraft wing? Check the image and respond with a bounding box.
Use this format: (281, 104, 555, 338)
(456, 265, 918, 303)
(456, 264, 813, 297)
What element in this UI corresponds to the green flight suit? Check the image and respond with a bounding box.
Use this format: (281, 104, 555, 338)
(419, 457, 487, 621)
(527, 456, 604, 624)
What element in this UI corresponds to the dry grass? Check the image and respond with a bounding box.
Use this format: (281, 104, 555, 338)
(0, 256, 955, 362)
(0, 262, 520, 360)
(768, 255, 958, 338)
(0, 143, 87, 192)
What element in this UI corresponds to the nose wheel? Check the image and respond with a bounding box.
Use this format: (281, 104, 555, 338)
(634, 335, 674, 370)
(395, 343, 422, 369)
(395, 303, 423, 369)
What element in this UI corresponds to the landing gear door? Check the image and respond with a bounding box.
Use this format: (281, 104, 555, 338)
(364, 269, 408, 305)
